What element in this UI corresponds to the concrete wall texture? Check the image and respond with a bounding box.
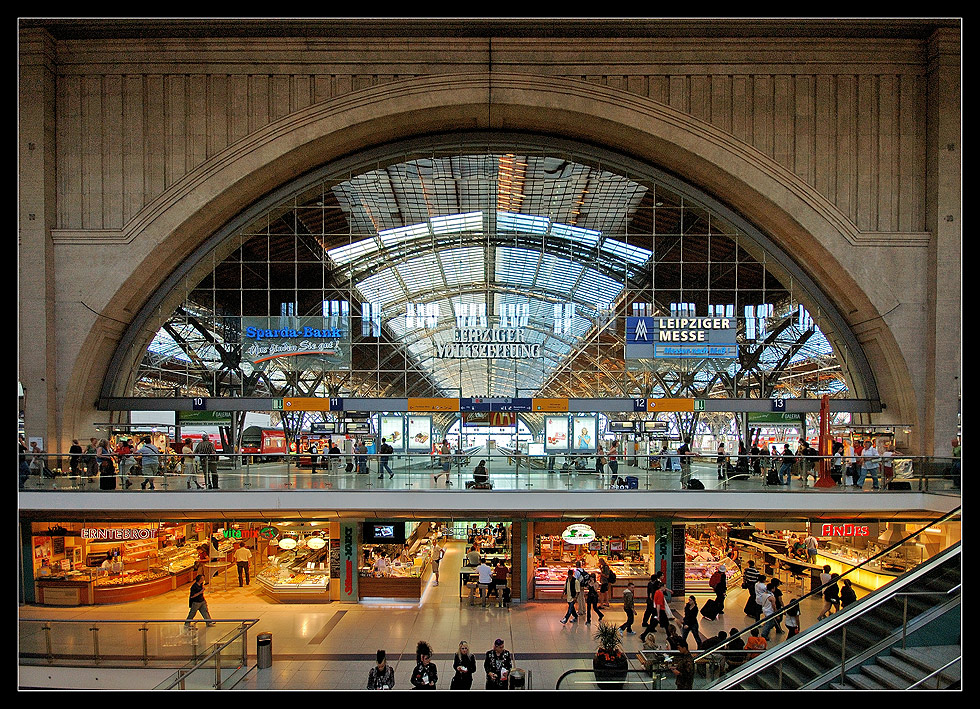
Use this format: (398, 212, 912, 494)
(17, 19, 961, 455)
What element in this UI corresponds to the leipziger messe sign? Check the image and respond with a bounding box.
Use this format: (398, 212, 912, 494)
(626, 316, 737, 359)
(435, 328, 541, 359)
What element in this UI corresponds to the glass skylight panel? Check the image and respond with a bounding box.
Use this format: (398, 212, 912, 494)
(495, 247, 540, 287)
(574, 268, 624, 307)
(430, 211, 484, 234)
(357, 268, 404, 306)
(395, 253, 442, 293)
(600, 238, 653, 265)
(440, 247, 484, 287)
(535, 253, 582, 296)
(147, 330, 192, 363)
(551, 222, 601, 247)
(327, 237, 380, 265)
(496, 211, 551, 234)
(378, 222, 430, 245)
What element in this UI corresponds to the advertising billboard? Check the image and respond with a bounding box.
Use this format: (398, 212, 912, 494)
(379, 416, 405, 450)
(572, 415, 597, 451)
(407, 417, 432, 451)
(545, 416, 569, 451)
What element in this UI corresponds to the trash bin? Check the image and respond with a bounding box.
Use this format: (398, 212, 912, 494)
(256, 632, 273, 669)
(509, 668, 527, 689)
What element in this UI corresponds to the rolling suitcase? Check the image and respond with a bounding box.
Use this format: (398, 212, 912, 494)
(766, 469, 780, 486)
(625, 475, 639, 489)
(686, 478, 705, 490)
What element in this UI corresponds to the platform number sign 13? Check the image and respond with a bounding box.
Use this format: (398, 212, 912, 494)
(771, 398, 786, 412)
(192, 397, 206, 411)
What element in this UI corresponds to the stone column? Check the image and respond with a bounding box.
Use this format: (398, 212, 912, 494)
(18, 28, 59, 451)
(924, 28, 961, 456)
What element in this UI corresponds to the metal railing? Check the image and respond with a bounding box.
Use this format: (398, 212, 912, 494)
(17, 451, 961, 494)
(19, 618, 257, 689)
(907, 656, 961, 690)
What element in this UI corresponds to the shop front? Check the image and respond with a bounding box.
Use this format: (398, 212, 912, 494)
(30, 520, 235, 606)
(358, 520, 443, 601)
(255, 521, 333, 603)
(528, 521, 671, 601)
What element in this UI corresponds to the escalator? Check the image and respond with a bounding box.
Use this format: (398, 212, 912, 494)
(712, 541, 960, 690)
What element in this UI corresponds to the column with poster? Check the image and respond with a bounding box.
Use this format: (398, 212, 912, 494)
(545, 416, 569, 452)
(339, 522, 359, 603)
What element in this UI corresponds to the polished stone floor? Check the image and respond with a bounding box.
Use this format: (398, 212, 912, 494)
(19, 540, 855, 691)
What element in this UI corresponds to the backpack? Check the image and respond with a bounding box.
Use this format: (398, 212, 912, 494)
(709, 570, 723, 588)
(607, 568, 617, 584)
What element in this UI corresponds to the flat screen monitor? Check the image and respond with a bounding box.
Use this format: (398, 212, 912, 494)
(363, 522, 406, 544)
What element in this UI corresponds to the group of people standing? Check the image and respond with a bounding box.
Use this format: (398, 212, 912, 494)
(368, 638, 519, 690)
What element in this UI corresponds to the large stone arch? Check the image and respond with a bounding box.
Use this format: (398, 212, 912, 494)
(61, 73, 921, 450)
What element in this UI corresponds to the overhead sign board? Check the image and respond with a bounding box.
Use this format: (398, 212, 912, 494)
(435, 328, 541, 359)
(647, 398, 695, 412)
(243, 316, 351, 370)
(533, 398, 569, 412)
(407, 398, 460, 412)
(283, 398, 344, 411)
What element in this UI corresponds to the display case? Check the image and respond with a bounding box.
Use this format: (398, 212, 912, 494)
(358, 537, 435, 600)
(684, 560, 742, 593)
(256, 545, 331, 603)
(532, 561, 650, 601)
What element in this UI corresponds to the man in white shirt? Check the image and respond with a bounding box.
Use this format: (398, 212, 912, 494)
(233, 542, 253, 586)
(372, 553, 390, 577)
(857, 439, 881, 490)
(804, 533, 819, 562)
(137, 436, 161, 489)
(476, 559, 494, 607)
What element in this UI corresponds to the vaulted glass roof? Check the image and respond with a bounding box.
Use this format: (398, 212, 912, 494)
(137, 149, 854, 404)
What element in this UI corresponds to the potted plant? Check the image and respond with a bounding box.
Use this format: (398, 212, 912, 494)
(592, 620, 629, 689)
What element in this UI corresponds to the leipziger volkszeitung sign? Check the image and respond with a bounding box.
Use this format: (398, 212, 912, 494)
(435, 328, 541, 359)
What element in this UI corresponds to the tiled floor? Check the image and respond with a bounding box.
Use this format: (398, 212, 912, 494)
(19, 541, 853, 690)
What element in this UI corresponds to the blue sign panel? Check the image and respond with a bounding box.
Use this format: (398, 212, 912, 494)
(495, 398, 532, 412)
(459, 398, 492, 412)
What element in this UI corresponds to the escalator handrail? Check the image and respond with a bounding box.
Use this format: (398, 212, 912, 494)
(710, 543, 961, 688)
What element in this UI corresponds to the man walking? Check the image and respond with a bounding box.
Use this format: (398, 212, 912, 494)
(619, 582, 636, 635)
(137, 436, 161, 489)
(377, 437, 394, 479)
(233, 542, 252, 587)
(194, 434, 219, 489)
(560, 568, 580, 624)
(856, 439, 881, 490)
(185, 574, 216, 627)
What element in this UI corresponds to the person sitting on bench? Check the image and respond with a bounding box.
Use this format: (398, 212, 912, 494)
(473, 460, 489, 485)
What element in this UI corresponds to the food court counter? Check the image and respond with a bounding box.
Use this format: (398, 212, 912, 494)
(815, 549, 903, 592)
(36, 566, 197, 606)
(358, 557, 430, 599)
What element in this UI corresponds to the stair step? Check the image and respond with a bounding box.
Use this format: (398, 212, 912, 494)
(862, 663, 912, 690)
(845, 671, 889, 691)
(877, 654, 922, 678)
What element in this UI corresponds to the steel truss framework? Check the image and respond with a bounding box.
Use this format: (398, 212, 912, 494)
(129, 144, 860, 440)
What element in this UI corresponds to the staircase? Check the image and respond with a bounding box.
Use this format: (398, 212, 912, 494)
(829, 645, 960, 690)
(715, 543, 960, 690)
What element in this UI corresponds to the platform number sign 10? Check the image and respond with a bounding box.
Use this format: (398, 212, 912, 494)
(192, 397, 206, 411)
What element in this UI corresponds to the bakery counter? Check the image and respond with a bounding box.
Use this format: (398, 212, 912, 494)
(36, 576, 95, 606)
(358, 559, 431, 600)
(93, 571, 176, 604)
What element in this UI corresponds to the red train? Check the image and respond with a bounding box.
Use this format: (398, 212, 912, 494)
(240, 426, 288, 461)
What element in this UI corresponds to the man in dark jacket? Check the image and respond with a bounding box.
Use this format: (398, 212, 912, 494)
(377, 437, 394, 479)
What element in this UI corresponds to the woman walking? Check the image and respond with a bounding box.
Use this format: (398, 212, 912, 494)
(680, 595, 704, 649)
(96, 438, 116, 490)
